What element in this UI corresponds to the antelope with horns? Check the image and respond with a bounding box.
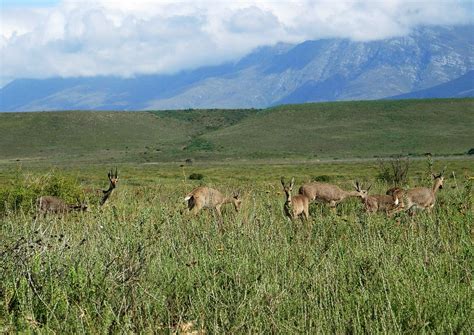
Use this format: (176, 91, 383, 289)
(281, 177, 310, 221)
(353, 181, 399, 214)
(99, 168, 119, 206)
(298, 181, 361, 210)
(36, 196, 88, 218)
(391, 171, 445, 214)
(184, 186, 241, 221)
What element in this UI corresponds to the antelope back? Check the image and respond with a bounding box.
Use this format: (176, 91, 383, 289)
(299, 182, 346, 201)
(37, 196, 69, 213)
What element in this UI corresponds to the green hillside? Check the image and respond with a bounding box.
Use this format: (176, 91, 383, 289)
(0, 99, 473, 164)
(204, 99, 474, 159)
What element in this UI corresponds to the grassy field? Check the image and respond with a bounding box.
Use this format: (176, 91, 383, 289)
(0, 157, 473, 333)
(0, 100, 473, 333)
(0, 98, 473, 164)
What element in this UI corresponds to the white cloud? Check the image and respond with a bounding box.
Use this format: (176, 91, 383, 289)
(0, 0, 472, 86)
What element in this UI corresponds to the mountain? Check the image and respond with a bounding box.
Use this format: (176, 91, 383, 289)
(1, 25, 473, 111)
(389, 70, 474, 99)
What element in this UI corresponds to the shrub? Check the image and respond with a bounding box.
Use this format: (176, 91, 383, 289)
(313, 175, 332, 182)
(0, 170, 84, 216)
(189, 173, 204, 180)
(376, 156, 409, 186)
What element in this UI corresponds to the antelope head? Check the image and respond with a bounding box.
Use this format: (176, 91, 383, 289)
(432, 168, 445, 190)
(108, 168, 119, 189)
(232, 191, 242, 212)
(353, 181, 370, 199)
(281, 177, 295, 199)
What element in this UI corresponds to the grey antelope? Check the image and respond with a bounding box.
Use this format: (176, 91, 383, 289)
(36, 196, 88, 217)
(390, 171, 445, 214)
(184, 186, 242, 220)
(353, 181, 399, 214)
(100, 168, 119, 205)
(82, 169, 119, 206)
(281, 177, 310, 221)
(298, 181, 361, 209)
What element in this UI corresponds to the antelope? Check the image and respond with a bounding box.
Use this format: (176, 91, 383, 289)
(298, 181, 362, 210)
(391, 171, 445, 214)
(281, 177, 310, 221)
(99, 168, 118, 206)
(184, 186, 241, 220)
(36, 196, 88, 217)
(353, 181, 399, 214)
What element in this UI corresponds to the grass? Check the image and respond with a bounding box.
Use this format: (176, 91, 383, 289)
(0, 159, 473, 333)
(0, 100, 473, 332)
(0, 99, 473, 164)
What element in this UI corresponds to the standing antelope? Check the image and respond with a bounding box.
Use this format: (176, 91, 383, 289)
(391, 172, 445, 214)
(100, 168, 118, 206)
(353, 181, 399, 214)
(281, 177, 310, 221)
(298, 181, 362, 210)
(184, 186, 241, 220)
(36, 196, 88, 217)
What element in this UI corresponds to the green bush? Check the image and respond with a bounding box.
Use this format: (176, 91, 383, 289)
(0, 170, 84, 216)
(376, 156, 409, 186)
(189, 173, 204, 180)
(313, 175, 332, 182)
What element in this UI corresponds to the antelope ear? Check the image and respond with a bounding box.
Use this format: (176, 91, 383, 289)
(290, 177, 295, 188)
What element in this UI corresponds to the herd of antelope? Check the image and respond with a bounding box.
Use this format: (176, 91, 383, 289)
(35, 166, 446, 222)
(281, 170, 445, 221)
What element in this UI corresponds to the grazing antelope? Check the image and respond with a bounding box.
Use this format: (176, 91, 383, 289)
(391, 171, 445, 214)
(298, 181, 361, 210)
(354, 181, 399, 214)
(184, 186, 241, 220)
(281, 177, 310, 221)
(100, 168, 118, 206)
(36, 196, 88, 217)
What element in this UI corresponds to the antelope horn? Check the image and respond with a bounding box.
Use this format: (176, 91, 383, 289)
(115, 167, 118, 178)
(353, 180, 360, 191)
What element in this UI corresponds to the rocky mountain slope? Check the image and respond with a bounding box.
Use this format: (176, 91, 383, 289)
(1, 25, 472, 111)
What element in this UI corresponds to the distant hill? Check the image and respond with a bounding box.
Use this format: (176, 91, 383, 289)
(389, 70, 474, 99)
(0, 99, 472, 164)
(0, 26, 473, 111)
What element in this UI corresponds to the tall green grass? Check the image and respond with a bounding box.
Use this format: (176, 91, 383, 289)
(1, 163, 472, 333)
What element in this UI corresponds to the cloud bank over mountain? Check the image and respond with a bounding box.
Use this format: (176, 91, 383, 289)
(1, 0, 472, 86)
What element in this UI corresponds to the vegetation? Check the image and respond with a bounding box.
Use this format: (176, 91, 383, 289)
(0, 99, 473, 164)
(0, 170, 84, 216)
(376, 156, 410, 186)
(0, 100, 473, 332)
(0, 159, 472, 333)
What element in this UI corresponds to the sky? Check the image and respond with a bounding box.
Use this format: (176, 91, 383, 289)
(0, 0, 472, 87)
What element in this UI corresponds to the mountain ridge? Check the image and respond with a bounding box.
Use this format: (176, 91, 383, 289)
(1, 25, 473, 111)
